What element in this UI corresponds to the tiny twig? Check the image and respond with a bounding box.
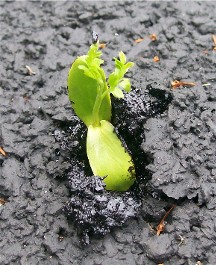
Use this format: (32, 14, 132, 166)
(0, 198, 7, 205)
(134, 38, 144, 43)
(99, 43, 106, 49)
(177, 235, 185, 246)
(171, 80, 196, 89)
(150, 34, 157, 41)
(156, 205, 175, 236)
(0, 147, 7, 156)
(202, 83, 211, 87)
(212, 35, 216, 50)
(25, 65, 36, 75)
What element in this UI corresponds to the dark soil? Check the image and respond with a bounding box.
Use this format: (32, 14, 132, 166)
(1, 1, 216, 265)
(56, 83, 172, 244)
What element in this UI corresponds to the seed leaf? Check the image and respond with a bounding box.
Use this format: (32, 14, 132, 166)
(68, 43, 111, 127)
(87, 120, 135, 191)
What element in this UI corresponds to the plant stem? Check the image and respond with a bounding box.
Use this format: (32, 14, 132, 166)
(92, 68, 110, 127)
(101, 90, 109, 101)
(92, 80, 103, 127)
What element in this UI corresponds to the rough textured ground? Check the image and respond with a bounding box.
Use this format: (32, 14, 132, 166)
(0, 1, 216, 265)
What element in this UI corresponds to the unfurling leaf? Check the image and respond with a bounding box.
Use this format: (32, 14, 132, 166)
(68, 44, 111, 127)
(124, 62, 134, 72)
(119, 51, 126, 64)
(108, 51, 134, 99)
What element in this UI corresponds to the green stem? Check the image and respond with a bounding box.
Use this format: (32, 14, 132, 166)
(92, 80, 103, 127)
(101, 90, 109, 100)
(92, 67, 110, 127)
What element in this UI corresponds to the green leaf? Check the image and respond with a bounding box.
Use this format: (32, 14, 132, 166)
(114, 58, 123, 70)
(119, 78, 131, 92)
(111, 87, 124, 98)
(87, 43, 102, 63)
(78, 65, 97, 80)
(119, 51, 126, 64)
(68, 54, 111, 127)
(108, 72, 118, 89)
(108, 52, 134, 96)
(78, 65, 88, 71)
(124, 62, 134, 72)
(87, 120, 136, 191)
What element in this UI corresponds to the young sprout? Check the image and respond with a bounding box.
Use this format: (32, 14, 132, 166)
(67, 41, 135, 191)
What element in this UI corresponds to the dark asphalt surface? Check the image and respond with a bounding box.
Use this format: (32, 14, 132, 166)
(0, 1, 216, 265)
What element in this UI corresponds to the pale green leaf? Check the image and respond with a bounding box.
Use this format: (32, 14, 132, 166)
(108, 72, 118, 89)
(114, 58, 123, 69)
(119, 78, 131, 92)
(78, 65, 88, 71)
(124, 62, 134, 72)
(111, 87, 124, 98)
(68, 55, 111, 127)
(119, 51, 126, 64)
(87, 120, 136, 191)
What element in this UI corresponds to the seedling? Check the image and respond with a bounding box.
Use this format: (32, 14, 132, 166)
(67, 40, 135, 191)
